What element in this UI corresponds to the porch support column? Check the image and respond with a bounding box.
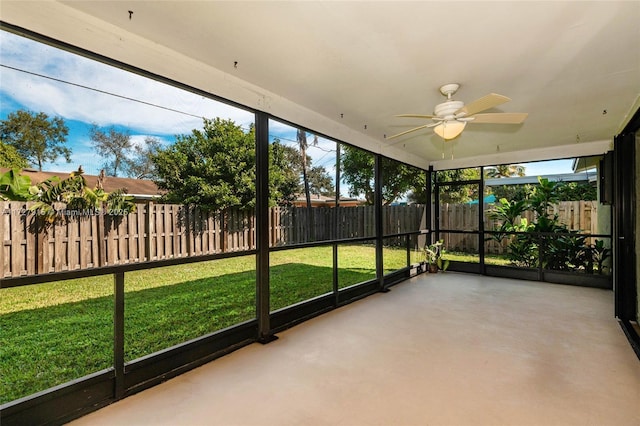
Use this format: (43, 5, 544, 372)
(614, 130, 637, 320)
(479, 166, 486, 274)
(255, 111, 277, 343)
(375, 155, 387, 291)
(427, 166, 433, 246)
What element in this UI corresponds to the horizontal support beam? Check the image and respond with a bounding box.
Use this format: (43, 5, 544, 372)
(430, 140, 612, 171)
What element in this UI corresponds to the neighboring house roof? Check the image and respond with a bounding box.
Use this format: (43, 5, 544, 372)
(1, 168, 163, 199)
(484, 172, 594, 187)
(291, 193, 363, 207)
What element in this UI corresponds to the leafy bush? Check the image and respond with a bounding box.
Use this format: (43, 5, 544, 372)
(488, 177, 610, 273)
(0, 168, 135, 230)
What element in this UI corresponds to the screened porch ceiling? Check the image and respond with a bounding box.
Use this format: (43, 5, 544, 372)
(1, 1, 639, 170)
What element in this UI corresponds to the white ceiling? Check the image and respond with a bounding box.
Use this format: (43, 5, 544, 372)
(1, 1, 639, 170)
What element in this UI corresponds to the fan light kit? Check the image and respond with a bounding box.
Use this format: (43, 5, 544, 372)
(389, 83, 528, 141)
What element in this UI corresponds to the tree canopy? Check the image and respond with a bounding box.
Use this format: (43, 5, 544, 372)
(273, 140, 335, 198)
(0, 142, 29, 169)
(434, 168, 480, 204)
(89, 125, 134, 177)
(340, 145, 423, 205)
(0, 109, 70, 171)
(152, 118, 302, 211)
(485, 164, 525, 179)
(128, 136, 162, 179)
(307, 165, 335, 196)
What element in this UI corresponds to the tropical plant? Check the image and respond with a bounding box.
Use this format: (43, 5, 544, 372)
(528, 177, 559, 216)
(584, 239, 611, 274)
(505, 235, 538, 268)
(424, 240, 442, 264)
(487, 176, 606, 274)
(0, 169, 37, 201)
(0, 168, 135, 231)
(437, 256, 451, 272)
(28, 167, 135, 227)
(423, 239, 450, 271)
(487, 198, 528, 239)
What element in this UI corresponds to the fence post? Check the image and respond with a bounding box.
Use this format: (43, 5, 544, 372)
(184, 205, 191, 257)
(97, 205, 106, 267)
(145, 202, 153, 261)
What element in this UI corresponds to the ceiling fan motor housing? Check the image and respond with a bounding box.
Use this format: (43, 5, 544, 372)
(434, 100, 464, 119)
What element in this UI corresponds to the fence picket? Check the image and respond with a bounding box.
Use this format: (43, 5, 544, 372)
(0, 204, 6, 277)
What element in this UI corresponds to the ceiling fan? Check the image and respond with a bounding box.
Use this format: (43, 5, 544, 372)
(388, 83, 528, 141)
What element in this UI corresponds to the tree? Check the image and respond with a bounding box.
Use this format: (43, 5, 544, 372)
(406, 173, 427, 204)
(268, 140, 336, 202)
(89, 125, 133, 177)
(307, 165, 335, 196)
(435, 168, 481, 204)
(484, 164, 528, 202)
(127, 136, 162, 179)
(0, 142, 29, 169)
(555, 181, 596, 201)
(0, 109, 70, 171)
(340, 146, 375, 204)
(490, 184, 534, 203)
(340, 145, 422, 205)
(152, 118, 300, 211)
(297, 129, 313, 210)
(270, 139, 303, 205)
(485, 164, 525, 179)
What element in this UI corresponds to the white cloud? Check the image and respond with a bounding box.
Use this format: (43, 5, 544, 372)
(0, 31, 254, 135)
(1, 31, 344, 177)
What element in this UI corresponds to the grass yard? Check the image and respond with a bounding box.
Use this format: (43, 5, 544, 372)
(1, 244, 408, 403)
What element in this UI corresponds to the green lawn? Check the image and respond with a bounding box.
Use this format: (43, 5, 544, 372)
(1, 244, 408, 403)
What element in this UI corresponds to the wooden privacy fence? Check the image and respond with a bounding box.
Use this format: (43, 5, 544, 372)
(440, 201, 599, 254)
(0, 202, 254, 278)
(270, 204, 426, 244)
(1, 202, 426, 278)
(1, 201, 597, 278)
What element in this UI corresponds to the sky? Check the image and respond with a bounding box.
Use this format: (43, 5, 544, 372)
(0, 30, 343, 191)
(1, 30, 574, 190)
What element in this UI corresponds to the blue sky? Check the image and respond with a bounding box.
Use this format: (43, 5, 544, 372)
(0, 30, 252, 174)
(0, 30, 343, 182)
(1, 30, 571, 183)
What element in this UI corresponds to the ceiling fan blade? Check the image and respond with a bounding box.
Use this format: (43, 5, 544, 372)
(456, 93, 511, 116)
(387, 124, 431, 139)
(469, 112, 528, 124)
(396, 114, 437, 119)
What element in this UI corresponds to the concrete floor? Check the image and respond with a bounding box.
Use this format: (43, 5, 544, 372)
(71, 273, 640, 426)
